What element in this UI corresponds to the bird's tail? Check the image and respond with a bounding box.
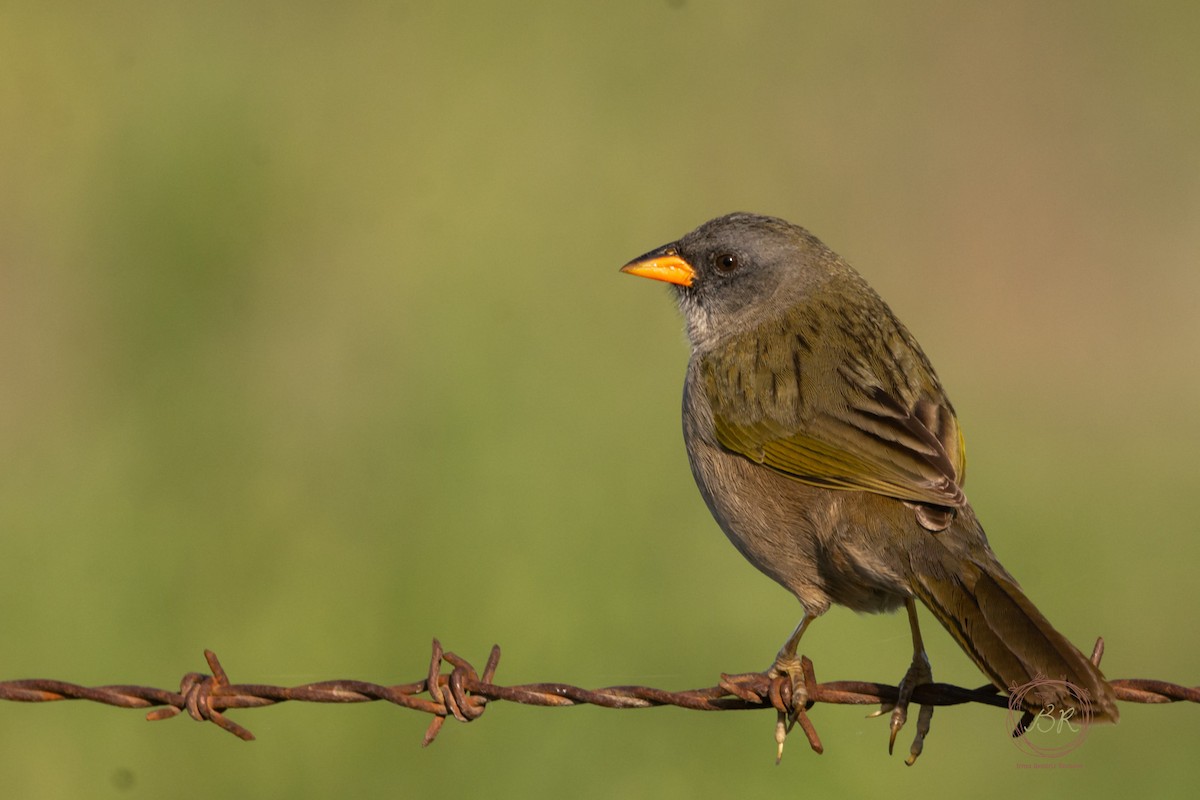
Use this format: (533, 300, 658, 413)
(910, 547, 1119, 724)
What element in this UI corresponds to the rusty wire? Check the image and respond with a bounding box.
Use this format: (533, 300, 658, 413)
(1, 638, 1196, 756)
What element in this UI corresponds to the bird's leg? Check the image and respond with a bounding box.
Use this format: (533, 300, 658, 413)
(870, 598, 934, 765)
(767, 613, 812, 762)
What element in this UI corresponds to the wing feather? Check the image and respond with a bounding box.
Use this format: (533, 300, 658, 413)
(701, 304, 968, 530)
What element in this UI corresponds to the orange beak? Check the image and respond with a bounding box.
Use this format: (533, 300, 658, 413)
(620, 249, 696, 287)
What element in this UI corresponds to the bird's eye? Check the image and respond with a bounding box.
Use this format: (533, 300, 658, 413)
(714, 253, 740, 273)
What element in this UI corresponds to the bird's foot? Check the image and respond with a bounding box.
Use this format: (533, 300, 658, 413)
(868, 649, 934, 765)
(768, 652, 810, 764)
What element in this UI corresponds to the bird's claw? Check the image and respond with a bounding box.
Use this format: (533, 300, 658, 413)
(874, 650, 933, 765)
(768, 652, 809, 764)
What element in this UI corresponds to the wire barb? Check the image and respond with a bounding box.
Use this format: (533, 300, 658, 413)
(2, 638, 1196, 751)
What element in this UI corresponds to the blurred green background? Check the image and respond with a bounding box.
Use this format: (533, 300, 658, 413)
(2, 1, 1198, 797)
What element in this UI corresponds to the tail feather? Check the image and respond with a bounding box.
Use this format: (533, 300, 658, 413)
(911, 554, 1119, 724)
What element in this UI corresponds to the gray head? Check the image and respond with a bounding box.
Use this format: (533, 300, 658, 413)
(621, 213, 848, 351)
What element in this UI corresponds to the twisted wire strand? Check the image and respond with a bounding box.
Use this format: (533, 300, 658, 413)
(2, 638, 1195, 753)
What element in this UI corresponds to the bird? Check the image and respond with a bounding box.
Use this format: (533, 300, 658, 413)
(619, 212, 1118, 763)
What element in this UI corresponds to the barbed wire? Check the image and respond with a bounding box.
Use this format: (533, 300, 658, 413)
(2, 638, 1196, 759)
